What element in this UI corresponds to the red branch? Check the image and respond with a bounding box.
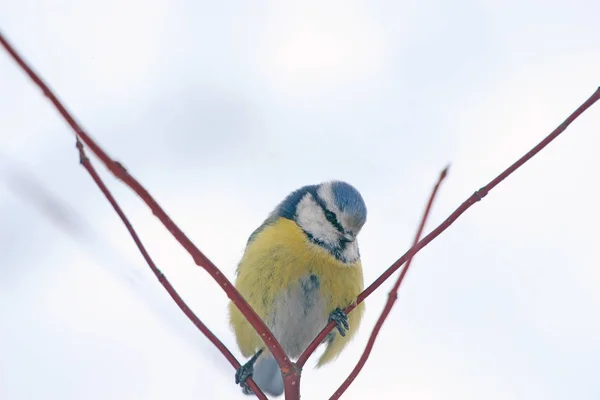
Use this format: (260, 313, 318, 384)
(3, 27, 599, 399)
(283, 364, 302, 399)
(0, 30, 295, 390)
(297, 86, 600, 367)
(330, 167, 448, 399)
(74, 138, 267, 399)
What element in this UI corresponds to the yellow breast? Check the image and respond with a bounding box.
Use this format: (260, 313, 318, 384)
(228, 217, 365, 365)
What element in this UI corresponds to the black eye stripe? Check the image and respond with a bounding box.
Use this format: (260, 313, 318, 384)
(312, 195, 345, 233)
(323, 208, 344, 233)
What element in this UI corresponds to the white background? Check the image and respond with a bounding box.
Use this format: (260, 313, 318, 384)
(1, 1, 599, 399)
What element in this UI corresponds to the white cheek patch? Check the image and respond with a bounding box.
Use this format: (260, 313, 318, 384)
(295, 193, 339, 246)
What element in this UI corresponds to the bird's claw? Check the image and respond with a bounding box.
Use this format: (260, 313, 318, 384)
(329, 308, 349, 337)
(235, 349, 263, 395)
(241, 384, 253, 395)
(235, 362, 254, 394)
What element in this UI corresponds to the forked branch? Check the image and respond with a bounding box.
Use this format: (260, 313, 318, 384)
(2, 28, 599, 400)
(0, 30, 286, 398)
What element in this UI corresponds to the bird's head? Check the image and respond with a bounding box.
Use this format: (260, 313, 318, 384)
(275, 180, 367, 263)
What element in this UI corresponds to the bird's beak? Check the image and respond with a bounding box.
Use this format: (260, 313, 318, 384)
(342, 233, 355, 242)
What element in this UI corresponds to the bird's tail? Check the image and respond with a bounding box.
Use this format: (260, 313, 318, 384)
(318, 302, 366, 367)
(317, 336, 344, 367)
(246, 353, 284, 397)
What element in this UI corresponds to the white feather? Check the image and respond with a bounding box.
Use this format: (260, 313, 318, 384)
(316, 182, 342, 216)
(294, 192, 361, 264)
(265, 275, 328, 358)
(341, 241, 360, 263)
(295, 193, 340, 247)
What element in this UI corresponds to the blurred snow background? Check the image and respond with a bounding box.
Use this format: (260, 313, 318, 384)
(1, 0, 599, 399)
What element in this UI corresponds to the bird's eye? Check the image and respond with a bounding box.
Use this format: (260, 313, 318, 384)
(323, 209, 344, 232)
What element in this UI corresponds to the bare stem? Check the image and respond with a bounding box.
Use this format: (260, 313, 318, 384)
(297, 86, 600, 367)
(330, 166, 448, 399)
(283, 363, 302, 400)
(0, 30, 294, 385)
(74, 138, 267, 399)
(3, 26, 599, 400)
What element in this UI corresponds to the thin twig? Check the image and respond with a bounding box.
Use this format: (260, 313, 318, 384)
(3, 26, 599, 400)
(297, 86, 600, 367)
(74, 138, 267, 399)
(0, 29, 293, 386)
(330, 166, 448, 399)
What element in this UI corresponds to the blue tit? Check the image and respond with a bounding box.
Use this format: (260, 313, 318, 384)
(228, 180, 367, 396)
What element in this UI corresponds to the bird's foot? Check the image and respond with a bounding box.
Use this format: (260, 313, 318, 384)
(235, 349, 263, 395)
(328, 308, 349, 337)
(236, 365, 253, 395)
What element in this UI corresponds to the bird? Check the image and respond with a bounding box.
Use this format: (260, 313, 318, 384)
(228, 180, 367, 396)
